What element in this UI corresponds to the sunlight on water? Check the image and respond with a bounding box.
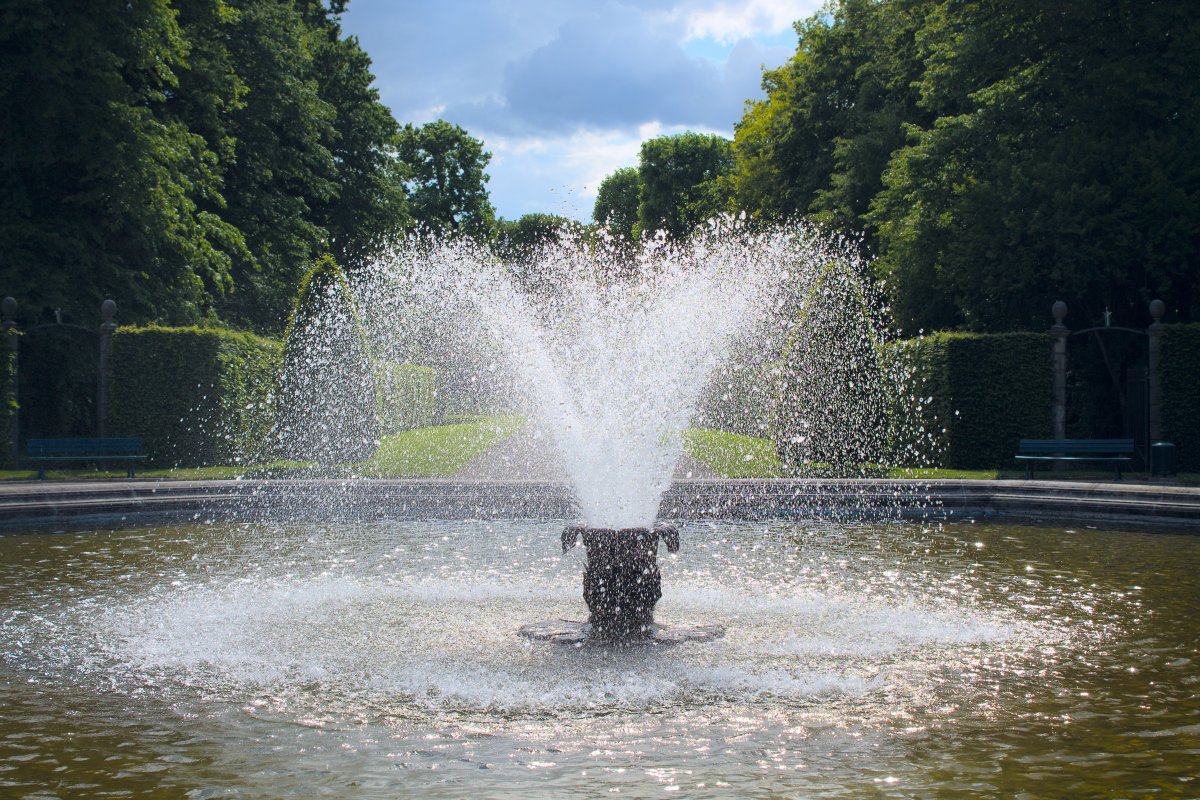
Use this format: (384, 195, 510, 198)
(4, 519, 1196, 798)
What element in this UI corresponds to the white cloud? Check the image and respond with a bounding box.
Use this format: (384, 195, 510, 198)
(668, 0, 819, 45)
(341, 0, 806, 219)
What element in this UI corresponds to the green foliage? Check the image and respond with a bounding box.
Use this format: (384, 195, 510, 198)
(494, 214, 578, 262)
(888, 332, 1052, 469)
(0, 0, 410, 334)
(733, 0, 1200, 333)
(492, 213, 587, 295)
(734, 0, 931, 236)
(377, 362, 436, 435)
(275, 255, 379, 465)
(773, 259, 889, 470)
(1159, 324, 1200, 472)
(397, 120, 495, 239)
(593, 167, 641, 241)
(638, 133, 734, 240)
(210, 0, 408, 331)
(108, 325, 280, 467)
(0, 0, 244, 326)
(694, 348, 775, 438)
(0, 330, 15, 467)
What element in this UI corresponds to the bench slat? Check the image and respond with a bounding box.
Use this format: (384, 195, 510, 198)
(24, 438, 146, 480)
(1015, 438, 1135, 480)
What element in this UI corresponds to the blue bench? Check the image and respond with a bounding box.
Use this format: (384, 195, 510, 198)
(1015, 438, 1134, 481)
(26, 437, 146, 480)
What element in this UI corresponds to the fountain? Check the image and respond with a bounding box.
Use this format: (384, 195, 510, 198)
(345, 221, 824, 644)
(520, 521, 722, 644)
(1, 222, 1198, 797)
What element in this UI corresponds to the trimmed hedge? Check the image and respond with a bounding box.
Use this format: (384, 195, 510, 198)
(772, 259, 889, 469)
(888, 332, 1052, 469)
(1159, 324, 1200, 472)
(274, 255, 380, 465)
(109, 326, 281, 467)
(694, 350, 774, 437)
(378, 362, 436, 434)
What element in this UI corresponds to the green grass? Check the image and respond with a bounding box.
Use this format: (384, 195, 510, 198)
(0, 415, 525, 481)
(3, 419, 1196, 485)
(683, 428, 787, 478)
(355, 414, 524, 478)
(0, 465, 253, 481)
(884, 466, 1003, 480)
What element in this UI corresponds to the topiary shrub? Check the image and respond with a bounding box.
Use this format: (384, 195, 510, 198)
(274, 255, 380, 465)
(109, 326, 280, 467)
(772, 259, 889, 471)
(377, 362, 436, 434)
(1159, 324, 1200, 472)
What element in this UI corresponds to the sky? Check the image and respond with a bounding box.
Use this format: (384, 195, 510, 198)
(337, 0, 822, 223)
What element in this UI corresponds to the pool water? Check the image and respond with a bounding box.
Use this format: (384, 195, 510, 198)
(1, 518, 1197, 798)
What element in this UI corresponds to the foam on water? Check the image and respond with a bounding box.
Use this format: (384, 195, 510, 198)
(71, 541, 1021, 715)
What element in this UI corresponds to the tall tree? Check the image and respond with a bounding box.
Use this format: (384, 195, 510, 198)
(869, 0, 1200, 331)
(203, 0, 337, 331)
(637, 133, 733, 240)
(397, 120, 495, 239)
(732, 0, 931, 238)
(307, 7, 409, 274)
(592, 166, 640, 241)
(0, 0, 410, 333)
(0, 0, 245, 325)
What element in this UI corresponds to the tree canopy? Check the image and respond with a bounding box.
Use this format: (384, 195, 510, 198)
(733, 0, 1200, 332)
(638, 133, 734, 240)
(0, 0, 413, 333)
(397, 120, 496, 240)
(592, 167, 640, 241)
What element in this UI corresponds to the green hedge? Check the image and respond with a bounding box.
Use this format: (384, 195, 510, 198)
(888, 332, 1052, 469)
(109, 326, 280, 467)
(1159, 324, 1200, 472)
(694, 350, 774, 437)
(377, 362, 436, 434)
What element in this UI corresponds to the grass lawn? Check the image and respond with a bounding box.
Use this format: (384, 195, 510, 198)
(0, 414, 525, 481)
(1, 419, 1194, 485)
(682, 428, 788, 478)
(355, 414, 524, 477)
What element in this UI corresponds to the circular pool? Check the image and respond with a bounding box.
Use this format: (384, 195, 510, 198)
(1, 518, 1196, 798)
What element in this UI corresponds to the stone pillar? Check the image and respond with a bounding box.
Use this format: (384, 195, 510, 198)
(1050, 301, 1069, 442)
(2, 297, 18, 467)
(1147, 299, 1164, 442)
(97, 299, 117, 438)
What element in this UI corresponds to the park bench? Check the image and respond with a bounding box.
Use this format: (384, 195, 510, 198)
(1015, 438, 1134, 481)
(25, 437, 146, 480)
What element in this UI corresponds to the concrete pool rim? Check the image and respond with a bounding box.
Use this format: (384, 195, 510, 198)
(0, 477, 1197, 532)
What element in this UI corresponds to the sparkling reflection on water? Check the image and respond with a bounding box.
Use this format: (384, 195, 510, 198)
(0, 518, 1197, 798)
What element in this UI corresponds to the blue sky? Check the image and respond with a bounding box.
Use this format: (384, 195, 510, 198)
(338, 0, 821, 222)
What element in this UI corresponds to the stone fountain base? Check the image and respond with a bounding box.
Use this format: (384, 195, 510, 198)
(519, 522, 725, 645)
(518, 619, 724, 645)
